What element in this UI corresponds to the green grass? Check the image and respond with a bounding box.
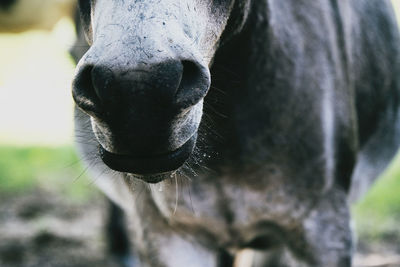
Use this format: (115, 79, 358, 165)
(353, 152, 400, 241)
(0, 146, 97, 202)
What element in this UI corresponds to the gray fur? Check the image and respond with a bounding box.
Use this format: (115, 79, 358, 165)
(72, 0, 400, 266)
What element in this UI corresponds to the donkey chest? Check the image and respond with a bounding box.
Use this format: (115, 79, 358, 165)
(148, 171, 314, 245)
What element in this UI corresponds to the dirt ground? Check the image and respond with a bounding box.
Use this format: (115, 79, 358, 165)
(0, 189, 121, 267)
(0, 188, 399, 267)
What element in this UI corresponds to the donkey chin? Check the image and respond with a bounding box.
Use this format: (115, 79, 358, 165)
(84, 98, 204, 183)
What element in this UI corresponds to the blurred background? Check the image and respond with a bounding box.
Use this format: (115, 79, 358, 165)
(0, 1, 400, 266)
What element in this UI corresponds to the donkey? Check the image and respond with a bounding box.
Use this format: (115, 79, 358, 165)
(71, 0, 400, 266)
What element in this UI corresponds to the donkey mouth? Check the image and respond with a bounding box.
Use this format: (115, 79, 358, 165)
(99, 134, 197, 178)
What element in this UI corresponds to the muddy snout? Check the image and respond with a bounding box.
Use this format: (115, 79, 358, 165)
(72, 58, 210, 177)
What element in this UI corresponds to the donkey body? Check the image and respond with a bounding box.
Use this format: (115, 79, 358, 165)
(72, 0, 400, 266)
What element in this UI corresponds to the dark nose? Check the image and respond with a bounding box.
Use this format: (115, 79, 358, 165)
(72, 60, 210, 119)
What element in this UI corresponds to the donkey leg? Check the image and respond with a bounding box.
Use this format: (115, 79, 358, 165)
(300, 189, 352, 267)
(106, 200, 140, 267)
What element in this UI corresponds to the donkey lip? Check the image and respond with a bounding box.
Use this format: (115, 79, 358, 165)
(99, 134, 197, 177)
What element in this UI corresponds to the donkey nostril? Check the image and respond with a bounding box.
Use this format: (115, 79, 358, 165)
(72, 65, 103, 117)
(176, 60, 210, 108)
(180, 61, 200, 90)
(91, 65, 115, 105)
